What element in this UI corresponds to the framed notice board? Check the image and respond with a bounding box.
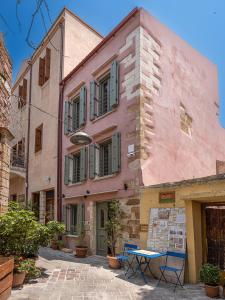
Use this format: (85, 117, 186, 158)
(147, 208, 186, 253)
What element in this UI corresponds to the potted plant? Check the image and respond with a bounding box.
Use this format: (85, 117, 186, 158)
(105, 200, 122, 269)
(75, 203, 88, 258)
(46, 221, 65, 250)
(200, 263, 220, 298)
(13, 257, 31, 287)
(57, 240, 65, 251)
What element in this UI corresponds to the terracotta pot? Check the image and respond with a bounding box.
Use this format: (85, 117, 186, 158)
(107, 256, 121, 269)
(12, 272, 26, 287)
(205, 284, 219, 298)
(75, 246, 88, 258)
(50, 240, 58, 250)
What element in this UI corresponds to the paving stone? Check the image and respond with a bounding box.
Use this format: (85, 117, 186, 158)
(9, 247, 210, 300)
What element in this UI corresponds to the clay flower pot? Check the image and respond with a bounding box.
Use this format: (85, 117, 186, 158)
(107, 256, 121, 269)
(75, 246, 88, 258)
(205, 285, 219, 298)
(12, 272, 26, 287)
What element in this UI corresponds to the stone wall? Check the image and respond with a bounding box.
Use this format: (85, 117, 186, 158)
(0, 141, 10, 213)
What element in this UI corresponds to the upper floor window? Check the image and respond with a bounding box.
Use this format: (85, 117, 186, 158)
(35, 124, 43, 153)
(64, 148, 87, 185)
(38, 48, 51, 86)
(90, 60, 119, 120)
(64, 86, 87, 135)
(18, 78, 27, 109)
(89, 132, 121, 179)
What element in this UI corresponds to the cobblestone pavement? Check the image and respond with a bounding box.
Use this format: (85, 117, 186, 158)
(9, 247, 210, 300)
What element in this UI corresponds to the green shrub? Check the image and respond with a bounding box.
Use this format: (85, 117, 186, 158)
(200, 263, 220, 286)
(0, 202, 50, 257)
(105, 200, 122, 257)
(46, 221, 65, 240)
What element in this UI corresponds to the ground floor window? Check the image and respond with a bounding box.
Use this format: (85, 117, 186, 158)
(63, 203, 85, 236)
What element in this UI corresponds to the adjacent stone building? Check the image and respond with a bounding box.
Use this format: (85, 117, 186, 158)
(61, 7, 225, 255)
(0, 33, 13, 213)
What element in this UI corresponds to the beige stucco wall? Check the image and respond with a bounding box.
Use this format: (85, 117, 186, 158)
(140, 178, 225, 283)
(9, 9, 102, 214)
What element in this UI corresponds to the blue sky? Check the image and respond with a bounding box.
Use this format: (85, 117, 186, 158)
(1, 0, 225, 127)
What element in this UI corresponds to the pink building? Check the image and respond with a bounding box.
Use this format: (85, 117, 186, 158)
(61, 7, 225, 255)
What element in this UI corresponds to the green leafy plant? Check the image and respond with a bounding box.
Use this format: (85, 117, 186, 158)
(57, 240, 65, 250)
(105, 200, 122, 257)
(14, 256, 41, 278)
(200, 263, 220, 286)
(46, 221, 65, 241)
(0, 202, 50, 257)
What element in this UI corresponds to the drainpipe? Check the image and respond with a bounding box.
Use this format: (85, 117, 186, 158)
(25, 62, 32, 206)
(57, 22, 64, 221)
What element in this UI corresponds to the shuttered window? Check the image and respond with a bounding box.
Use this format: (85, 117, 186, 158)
(62, 203, 85, 236)
(99, 140, 112, 176)
(64, 86, 86, 135)
(34, 124, 43, 153)
(73, 152, 80, 183)
(38, 48, 51, 86)
(72, 97, 80, 131)
(90, 60, 119, 120)
(64, 148, 87, 185)
(89, 132, 121, 179)
(99, 75, 110, 116)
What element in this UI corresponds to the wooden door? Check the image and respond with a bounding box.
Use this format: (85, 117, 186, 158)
(206, 207, 225, 269)
(46, 190, 54, 223)
(96, 202, 108, 256)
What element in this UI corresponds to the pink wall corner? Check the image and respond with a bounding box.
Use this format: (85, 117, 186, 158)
(139, 9, 225, 185)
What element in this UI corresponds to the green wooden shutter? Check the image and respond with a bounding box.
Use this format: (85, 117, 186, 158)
(112, 132, 121, 174)
(64, 155, 70, 185)
(72, 101, 78, 131)
(80, 148, 87, 181)
(79, 86, 86, 127)
(90, 81, 96, 120)
(89, 144, 96, 179)
(77, 203, 85, 236)
(109, 60, 119, 109)
(64, 101, 69, 135)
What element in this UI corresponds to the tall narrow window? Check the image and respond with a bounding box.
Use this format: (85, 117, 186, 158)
(99, 75, 110, 116)
(38, 48, 51, 86)
(35, 124, 43, 153)
(73, 152, 81, 183)
(99, 139, 112, 177)
(72, 97, 80, 132)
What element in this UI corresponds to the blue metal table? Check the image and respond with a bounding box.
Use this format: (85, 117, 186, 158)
(127, 249, 166, 283)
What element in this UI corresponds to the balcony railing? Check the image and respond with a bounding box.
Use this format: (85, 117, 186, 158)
(10, 152, 25, 169)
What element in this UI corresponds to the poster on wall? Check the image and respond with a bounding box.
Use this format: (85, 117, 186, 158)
(147, 208, 186, 253)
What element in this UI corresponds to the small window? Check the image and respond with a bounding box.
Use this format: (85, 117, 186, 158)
(99, 139, 112, 176)
(180, 104, 192, 136)
(38, 48, 51, 86)
(35, 124, 43, 153)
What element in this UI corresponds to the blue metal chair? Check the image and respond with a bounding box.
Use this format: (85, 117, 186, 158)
(158, 251, 186, 291)
(117, 243, 139, 276)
